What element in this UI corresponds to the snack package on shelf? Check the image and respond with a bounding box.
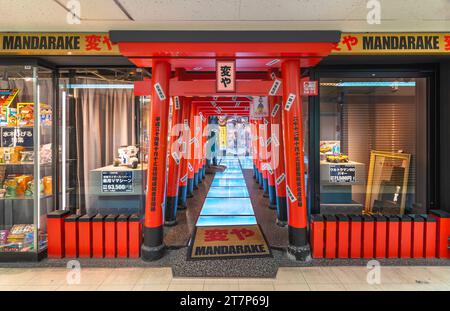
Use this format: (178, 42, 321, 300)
(7, 108, 17, 126)
(0, 89, 19, 126)
(16, 103, 34, 127)
(15, 103, 52, 127)
(40, 103, 52, 126)
(1, 224, 35, 252)
(0, 230, 9, 245)
(40, 143, 52, 164)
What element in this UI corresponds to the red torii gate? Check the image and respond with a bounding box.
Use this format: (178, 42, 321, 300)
(110, 30, 340, 261)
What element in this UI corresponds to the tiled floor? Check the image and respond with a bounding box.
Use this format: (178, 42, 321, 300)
(0, 266, 449, 291)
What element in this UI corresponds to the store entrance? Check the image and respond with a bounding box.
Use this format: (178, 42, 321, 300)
(110, 30, 340, 262)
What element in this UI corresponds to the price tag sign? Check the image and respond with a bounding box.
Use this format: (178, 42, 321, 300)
(1, 127, 33, 147)
(329, 165, 356, 183)
(101, 171, 133, 193)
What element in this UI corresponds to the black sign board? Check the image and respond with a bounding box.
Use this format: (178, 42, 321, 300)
(101, 171, 133, 193)
(1, 127, 33, 147)
(329, 165, 356, 183)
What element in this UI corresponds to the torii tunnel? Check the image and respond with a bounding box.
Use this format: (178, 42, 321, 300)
(110, 31, 341, 261)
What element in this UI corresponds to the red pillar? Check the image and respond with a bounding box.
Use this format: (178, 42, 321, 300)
(263, 104, 276, 209)
(256, 119, 263, 188)
(165, 96, 183, 226)
(142, 61, 171, 261)
(269, 94, 287, 226)
(193, 109, 202, 188)
(260, 118, 269, 196)
(281, 59, 309, 260)
(187, 104, 197, 196)
(178, 97, 191, 209)
(201, 113, 207, 179)
(250, 119, 258, 179)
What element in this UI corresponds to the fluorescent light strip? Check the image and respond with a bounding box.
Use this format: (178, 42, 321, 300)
(320, 81, 416, 87)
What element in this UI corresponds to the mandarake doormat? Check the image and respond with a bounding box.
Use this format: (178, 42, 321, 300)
(188, 225, 272, 260)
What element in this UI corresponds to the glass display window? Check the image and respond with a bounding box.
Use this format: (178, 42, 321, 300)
(59, 68, 146, 217)
(318, 77, 428, 216)
(0, 64, 54, 259)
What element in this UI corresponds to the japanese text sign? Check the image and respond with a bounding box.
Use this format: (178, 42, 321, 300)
(216, 60, 236, 92)
(101, 171, 134, 193)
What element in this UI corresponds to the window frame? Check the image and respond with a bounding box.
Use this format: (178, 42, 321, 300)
(308, 65, 438, 215)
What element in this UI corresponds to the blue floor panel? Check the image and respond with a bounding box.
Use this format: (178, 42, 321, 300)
(196, 157, 257, 227)
(200, 198, 254, 216)
(196, 216, 257, 226)
(211, 179, 246, 187)
(207, 186, 249, 198)
(214, 174, 244, 179)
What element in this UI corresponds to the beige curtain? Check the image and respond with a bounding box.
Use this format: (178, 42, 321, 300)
(74, 78, 135, 213)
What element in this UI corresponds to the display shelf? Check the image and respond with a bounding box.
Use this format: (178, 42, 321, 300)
(0, 194, 52, 200)
(0, 248, 47, 262)
(0, 162, 52, 166)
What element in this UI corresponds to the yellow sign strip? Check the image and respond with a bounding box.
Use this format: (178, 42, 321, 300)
(1, 32, 449, 56)
(331, 33, 450, 55)
(0, 33, 120, 56)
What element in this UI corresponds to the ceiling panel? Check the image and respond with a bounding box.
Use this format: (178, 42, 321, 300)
(0, 0, 448, 32)
(79, 0, 129, 20)
(120, 0, 240, 21)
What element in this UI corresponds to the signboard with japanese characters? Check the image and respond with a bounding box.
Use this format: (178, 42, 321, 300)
(101, 171, 134, 193)
(329, 165, 356, 183)
(2, 33, 450, 56)
(0, 33, 119, 56)
(250, 96, 268, 118)
(331, 33, 450, 55)
(189, 225, 271, 259)
(303, 81, 318, 96)
(216, 60, 236, 92)
(1, 127, 33, 147)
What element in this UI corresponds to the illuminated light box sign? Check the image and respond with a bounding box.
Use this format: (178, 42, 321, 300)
(101, 171, 133, 193)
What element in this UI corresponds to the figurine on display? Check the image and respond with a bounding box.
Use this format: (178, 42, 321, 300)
(118, 145, 139, 169)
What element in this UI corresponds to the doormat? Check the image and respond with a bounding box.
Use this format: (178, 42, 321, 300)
(188, 225, 272, 260)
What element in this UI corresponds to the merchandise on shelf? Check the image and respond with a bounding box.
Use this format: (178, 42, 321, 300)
(40, 143, 52, 164)
(16, 103, 34, 126)
(0, 100, 52, 127)
(117, 145, 139, 168)
(0, 224, 35, 252)
(326, 154, 350, 163)
(0, 89, 19, 126)
(0, 174, 47, 198)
